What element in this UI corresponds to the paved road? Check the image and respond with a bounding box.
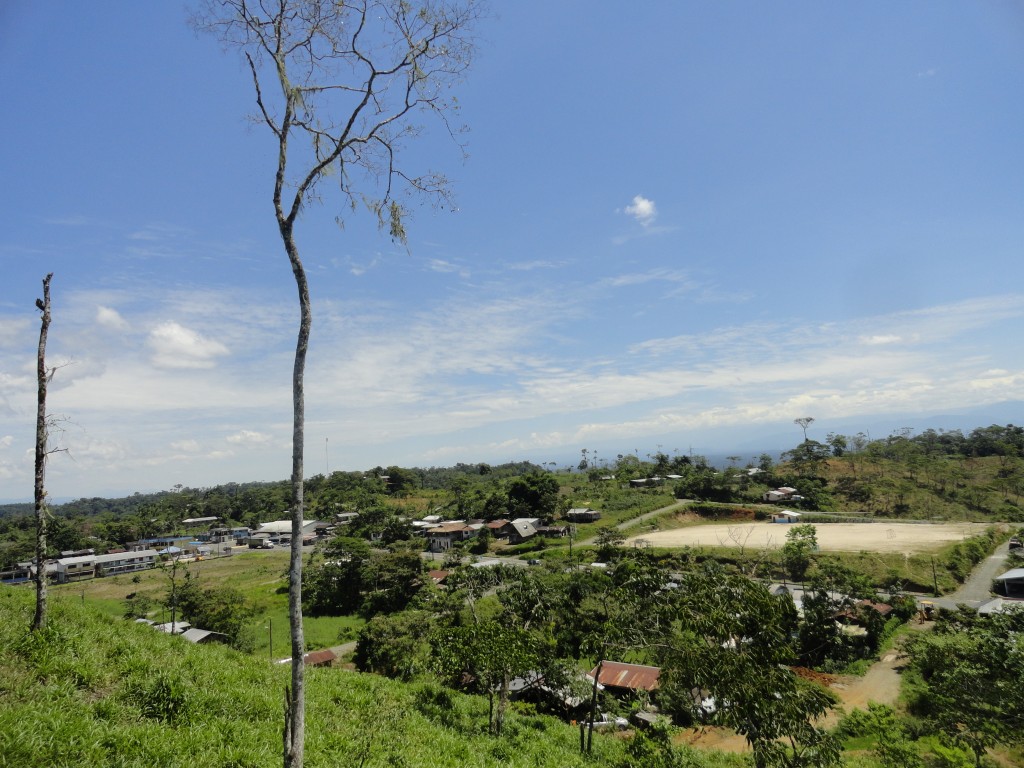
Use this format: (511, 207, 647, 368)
(578, 499, 692, 546)
(927, 540, 1012, 610)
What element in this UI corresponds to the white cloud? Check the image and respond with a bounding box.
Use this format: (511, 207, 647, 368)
(96, 305, 129, 331)
(0, 318, 31, 349)
(226, 430, 271, 445)
(507, 260, 560, 271)
(0, 435, 12, 448)
(428, 258, 470, 278)
(147, 322, 229, 369)
(171, 439, 200, 452)
(859, 334, 901, 345)
(624, 195, 658, 226)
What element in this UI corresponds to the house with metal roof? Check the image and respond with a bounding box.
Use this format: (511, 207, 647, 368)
(54, 554, 97, 583)
(994, 568, 1024, 598)
(507, 518, 539, 544)
(425, 522, 476, 552)
(588, 661, 661, 694)
(94, 549, 158, 577)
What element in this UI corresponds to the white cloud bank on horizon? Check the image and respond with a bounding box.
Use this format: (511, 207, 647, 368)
(2, 285, 1023, 498)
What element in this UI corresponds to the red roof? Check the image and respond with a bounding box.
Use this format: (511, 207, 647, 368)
(589, 661, 660, 691)
(304, 649, 337, 667)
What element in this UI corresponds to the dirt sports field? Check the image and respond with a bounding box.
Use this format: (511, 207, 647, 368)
(625, 521, 991, 554)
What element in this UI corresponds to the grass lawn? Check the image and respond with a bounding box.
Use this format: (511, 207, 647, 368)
(49, 549, 364, 655)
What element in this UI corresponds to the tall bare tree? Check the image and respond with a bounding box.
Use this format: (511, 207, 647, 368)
(193, 2, 481, 764)
(32, 273, 53, 631)
(794, 416, 815, 443)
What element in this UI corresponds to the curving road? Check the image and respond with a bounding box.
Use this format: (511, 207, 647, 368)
(928, 540, 1013, 610)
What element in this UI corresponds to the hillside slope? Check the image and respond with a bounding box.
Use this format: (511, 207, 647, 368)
(0, 588, 645, 768)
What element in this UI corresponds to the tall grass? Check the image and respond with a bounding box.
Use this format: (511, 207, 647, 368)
(0, 586, 742, 767)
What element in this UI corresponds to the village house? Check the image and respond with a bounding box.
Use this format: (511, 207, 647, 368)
(425, 522, 476, 553)
(566, 507, 601, 523)
(506, 518, 540, 544)
(0, 562, 32, 585)
(588, 661, 661, 700)
(762, 487, 803, 503)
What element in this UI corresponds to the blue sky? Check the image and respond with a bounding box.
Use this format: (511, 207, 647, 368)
(1, 2, 1023, 500)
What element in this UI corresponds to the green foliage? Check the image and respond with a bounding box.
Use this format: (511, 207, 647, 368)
(781, 524, 817, 582)
(171, 574, 256, 650)
(659, 564, 840, 768)
(507, 472, 562, 519)
(303, 537, 424, 618)
(835, 704, 923, 768)
(123, 592, 156, 619)
(905, 606, 1024, 766)
(125, 671, 195, 725)
(354, 610, 434, 680)
(0, 587, 654, 768)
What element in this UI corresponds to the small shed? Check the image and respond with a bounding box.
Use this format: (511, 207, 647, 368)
(566, 508, 601, 523)
(304, 649, 337, 668)
(181, 628, 229, 644)
(994, 568, 1024, 598)
(771, 510, 802, 523)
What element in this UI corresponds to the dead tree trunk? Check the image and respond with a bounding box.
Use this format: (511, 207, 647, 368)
(585, 659, 603, 753)
(32, 273, 53, 632)
(281, 221, 309, 768)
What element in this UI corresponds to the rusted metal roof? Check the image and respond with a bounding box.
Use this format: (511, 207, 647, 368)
(589, 661, 661, 691)
(304, 649, 337, 667)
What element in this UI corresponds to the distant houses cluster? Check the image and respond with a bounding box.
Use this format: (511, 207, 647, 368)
(0, 504, 607, 586)
(415, 507, 600, 553)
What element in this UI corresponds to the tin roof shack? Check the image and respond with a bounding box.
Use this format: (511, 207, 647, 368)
(771, 510, 802, 523)
(181, 628, 230, 644)
(304, 649, 337, 668)
(508, 670, 599, 719)
(589, 661, 660, 701)
(566, 508, 602, 523)
(506, 519, 539, 544)
(994, 568, 1024, 598)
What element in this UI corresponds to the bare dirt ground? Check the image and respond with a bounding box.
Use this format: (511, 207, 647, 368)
(677, 647, 909, 754)
(625, 521, 989, 554)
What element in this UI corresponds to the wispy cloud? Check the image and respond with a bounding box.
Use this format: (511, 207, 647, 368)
(226, 430, 271, 445)
(96, 306, 129, 331)
(147, 321, 230, 369)
(3, 274, 1022, 497)
(507, 260, 561, 271)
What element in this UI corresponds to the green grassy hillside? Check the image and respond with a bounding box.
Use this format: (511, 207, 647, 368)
(0, 587, 743, 768)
